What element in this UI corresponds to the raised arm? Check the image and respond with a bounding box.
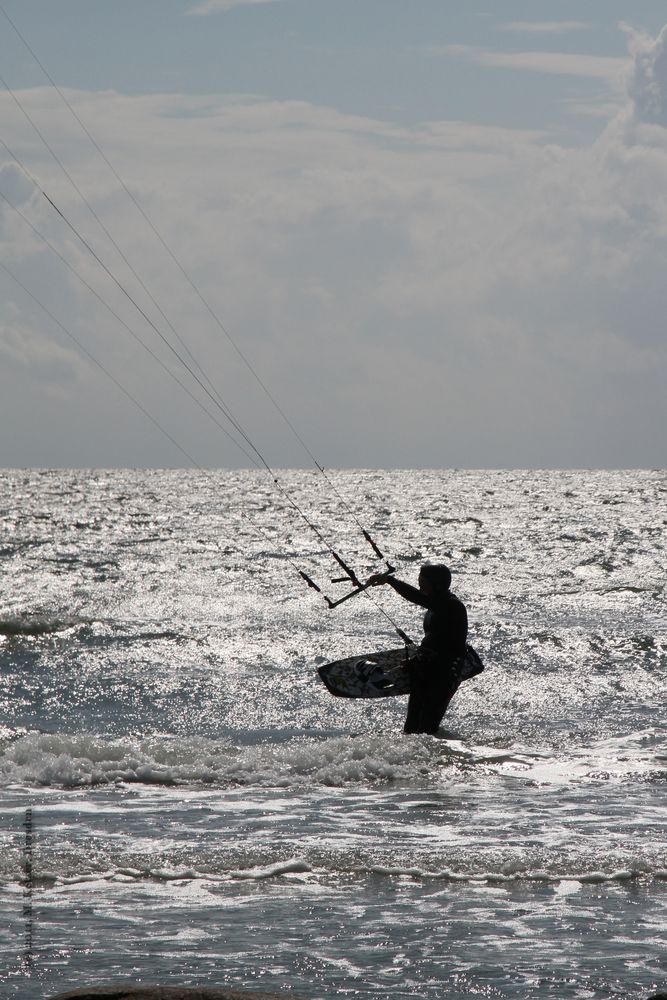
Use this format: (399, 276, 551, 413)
(368, 574, 436, 611)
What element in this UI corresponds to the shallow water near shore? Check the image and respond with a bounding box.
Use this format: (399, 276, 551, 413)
(1, 468, 665, 999)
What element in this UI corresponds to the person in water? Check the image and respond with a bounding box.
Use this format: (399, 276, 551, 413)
(369, 564, 468, 734)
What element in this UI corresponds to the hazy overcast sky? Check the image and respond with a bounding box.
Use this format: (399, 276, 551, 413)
(1, 0, 666, 469)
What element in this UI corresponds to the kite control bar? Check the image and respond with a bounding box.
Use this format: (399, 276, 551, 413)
(300, 562, 412, 645)
(325, 567, 395, 609)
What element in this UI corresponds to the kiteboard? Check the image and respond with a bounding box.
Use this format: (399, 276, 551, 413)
(318, 644, 484, 699)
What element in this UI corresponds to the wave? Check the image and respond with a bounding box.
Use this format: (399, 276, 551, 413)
(0, 612, 88, 637)
(0, 613, 185, 645)
(3, 851, 666, 892)
(2, 729, 662, 792)
(0, 730, 546, 792)
(366, 865, 667, 885)
(62, 858, 314, 885)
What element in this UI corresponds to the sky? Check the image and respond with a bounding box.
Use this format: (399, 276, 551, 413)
(1, 0, 666, 470)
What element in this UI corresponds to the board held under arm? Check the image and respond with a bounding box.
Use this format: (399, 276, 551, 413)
(318, 644, 485, 699)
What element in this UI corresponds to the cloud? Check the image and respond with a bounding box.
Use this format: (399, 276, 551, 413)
(561, 98, 624, 120)
(623, 23, 667, 126)
(1, 23, 667, 468)
(500, 21, 591, 35)
(187, 0, 281, 15)
(441, 44, 628, 83)
(0, 161, 37, 205)
(0, 308, 88, 389)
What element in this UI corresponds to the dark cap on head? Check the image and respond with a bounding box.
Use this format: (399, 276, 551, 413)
(420, 563, 451, 591)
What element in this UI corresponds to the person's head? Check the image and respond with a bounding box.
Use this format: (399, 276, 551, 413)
(418, 563, 451, 595)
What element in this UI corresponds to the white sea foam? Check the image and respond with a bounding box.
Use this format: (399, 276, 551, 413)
(0, 731, 469, 789)
(230, 859, 312, 880)
(1, 724, 663, 792)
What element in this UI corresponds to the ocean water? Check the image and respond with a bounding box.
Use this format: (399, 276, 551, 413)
(0, 467, 665, 1000)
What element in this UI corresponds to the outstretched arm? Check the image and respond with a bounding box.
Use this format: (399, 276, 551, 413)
(368, 574, 434, 611)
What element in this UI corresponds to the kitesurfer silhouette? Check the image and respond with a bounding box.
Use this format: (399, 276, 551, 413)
(369, 563, 468, 734)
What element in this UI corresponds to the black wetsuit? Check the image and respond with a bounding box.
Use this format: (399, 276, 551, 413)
(387, 578, 468, 734)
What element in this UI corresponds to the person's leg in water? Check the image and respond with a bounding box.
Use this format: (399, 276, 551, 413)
(420, 666, 460, 733)
(403, 659, 426, 733)
(404, 656, 459, 734)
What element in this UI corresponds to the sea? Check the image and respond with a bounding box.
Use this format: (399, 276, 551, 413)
(0, 467, 665, 1000)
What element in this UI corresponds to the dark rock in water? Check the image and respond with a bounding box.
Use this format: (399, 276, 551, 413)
(50, 986, 292, 1000)
(647, 995, 667, 999)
